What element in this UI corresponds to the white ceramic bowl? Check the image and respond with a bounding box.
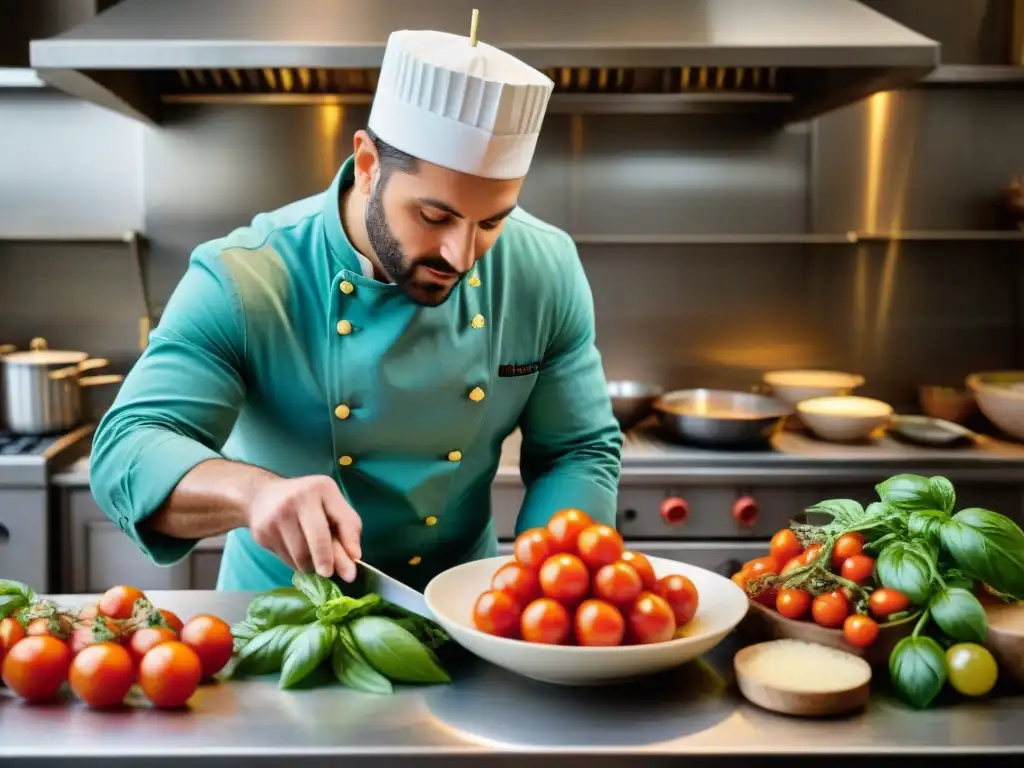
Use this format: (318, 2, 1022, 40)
(966, 372, 1024, 442)
(424, 555, 749, 686)
(763, 370, 865, 406)
(796, 395, 893, 442)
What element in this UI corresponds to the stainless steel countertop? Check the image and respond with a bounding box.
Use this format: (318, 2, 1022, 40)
(2, 591, 1023, 766)
(50, 426, 1024, 489)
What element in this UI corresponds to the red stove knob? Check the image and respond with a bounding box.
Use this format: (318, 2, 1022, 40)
(660, 497, 689, 526)
(732, 495, 759, 528)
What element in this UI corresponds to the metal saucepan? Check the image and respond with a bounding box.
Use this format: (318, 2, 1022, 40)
(652, 388, 794, 448)
(607, 380, 664, 431)
(1, 337, 124, 435)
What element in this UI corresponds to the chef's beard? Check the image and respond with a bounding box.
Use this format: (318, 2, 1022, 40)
(365, 178, 463, 308)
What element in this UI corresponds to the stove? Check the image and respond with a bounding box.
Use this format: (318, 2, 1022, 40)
(0, 424, 93, 592)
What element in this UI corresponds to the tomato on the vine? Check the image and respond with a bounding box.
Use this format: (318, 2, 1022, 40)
(546, 508, 593, 553)
(627, 592, 676, 644)
(780, 556, 804, 576)
(746, 557, 778, 579)
(619, 551, 657, 591)
(655, 574, 699, 627)
(840, 554, 875, 585)
(575, 524, 625, 571)
(520, 598, 570, 645)
(775, 588, 811, 619)
(831, 532, 865, 568)
(731, 569, 752, 592)
(593, 562, 643, 606)
(769, 529, 803, 567)
(180, 615, 234, 679)
(843, 614, 879, 647)
(70, 616, 121, 656)
(491, 562, 542, 607)
(159, 609, 185, 635)
(1, 635, 72, 703)
(811, 592, 849, 628)
(0, 617, 26, 657)
(868, 587, 910, 621)
(800, 543, 824, 565)
(513, 528, 557, 571)
(98, 585, 146, 621)
(128, 626, 178, 669)
(69, 642, 135, 709)
(574, 599, 625, 647)
(539, 553, 590, 603)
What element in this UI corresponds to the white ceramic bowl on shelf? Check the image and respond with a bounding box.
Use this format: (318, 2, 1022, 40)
(763, 370, 865, 406)
(796, 395, 893, 442)
(423, 555, 749, 686)
(966, 372, 1024, 442)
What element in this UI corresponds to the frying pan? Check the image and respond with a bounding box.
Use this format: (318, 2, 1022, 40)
(652, 389, 794, 448)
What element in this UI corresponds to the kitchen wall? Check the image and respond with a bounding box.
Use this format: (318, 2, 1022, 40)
(1, 1, 1022, 417)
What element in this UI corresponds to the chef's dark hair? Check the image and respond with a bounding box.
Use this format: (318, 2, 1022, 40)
(366, 128, 418, 184)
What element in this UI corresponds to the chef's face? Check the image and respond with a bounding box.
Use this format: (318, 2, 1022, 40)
(355, 131, 524, 307)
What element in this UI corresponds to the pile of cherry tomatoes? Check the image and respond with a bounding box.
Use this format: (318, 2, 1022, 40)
(732, 528, 911, 649)
(472, 509, 700, 646)
(0, 585, 233, 709)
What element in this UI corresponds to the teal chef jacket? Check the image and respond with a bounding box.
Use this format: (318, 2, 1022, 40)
(89, 154, 623, 592)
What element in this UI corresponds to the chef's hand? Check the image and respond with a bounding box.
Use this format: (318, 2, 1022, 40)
(245, 475, 363, 582)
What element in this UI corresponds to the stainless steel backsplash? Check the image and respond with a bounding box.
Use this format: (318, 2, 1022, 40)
(1, 83, 1022, 413)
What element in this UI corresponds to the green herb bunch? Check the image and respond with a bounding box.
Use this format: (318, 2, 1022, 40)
(228, 571, 451, 694)
(782, 473, 1024, 708)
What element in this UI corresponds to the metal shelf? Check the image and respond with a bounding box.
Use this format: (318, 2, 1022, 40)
(0, 68, 46, 89)
(920, 65, 1024, 86)
(572, 231, 1024, 246)
(0, 232, 141, 244)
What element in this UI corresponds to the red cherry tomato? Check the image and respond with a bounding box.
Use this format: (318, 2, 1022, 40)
(619, 551, 658, 591)
(69, 642, 135, 709)
(513, 528, 557, 570)
(769, 529, 803, 567)
(831, 532, 865, 568)
(575, 525, 625, 571)
(520, 598, 571, 645)
(868, 587, 911, 621)
(655, 574, 699, 627)
(128, 627, 178, 670)
(593, 562, 643, 607)
(801, 543, 824, 565)
(840, 554, 875, 585)
(843, 614, 880, 647)
(546, 508, 593, 553)
(1, 635, 72, 703)
(180, 614, 234, 679)
(538, 553, 590, 603)
(491, 562, 542, 607)
(775, 587, 812, 620)
(811, 592, 849, 628)
(780, 556, 804, 576)
(137, 641, 202, 708)
(627, 592, 676, 644)
(473, 590, 521, 637)
(746, 557, 778, 579)
(574, 600, 625, 647)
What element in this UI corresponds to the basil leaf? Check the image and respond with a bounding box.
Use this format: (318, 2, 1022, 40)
(908, 510, 948, 540)
(876, 541, 934, 604)
(929, 587, 987, 644)
(876, 474, 935, 512)
(318, 594, 382, 625)
(234, 624, 307, 677)
(333, 627, 393, 695)
(0, 594, 27, 620)
(805, 499, 866, 529)
(928, 477, 956, 515)
(292, 572, 343, 607)
(392, 617, 450, 651)
(280, 622, 335, 689)
(890, 636, 947, 708)
(0, 579, 33, 599)
(939, 508, 1024, 600)
(246, 588, 317, 629)
(350, 616, 451, 684)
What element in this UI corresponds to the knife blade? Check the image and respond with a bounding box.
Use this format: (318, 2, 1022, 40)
(354, 560, 433, 620)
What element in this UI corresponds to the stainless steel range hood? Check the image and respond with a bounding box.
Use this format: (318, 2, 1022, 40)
(29, 0, 940, 125)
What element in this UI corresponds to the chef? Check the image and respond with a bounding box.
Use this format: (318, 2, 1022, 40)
(88, 22, 623, 592)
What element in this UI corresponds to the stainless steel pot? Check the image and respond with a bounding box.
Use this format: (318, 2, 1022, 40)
(607, 379, 664, 431)
(1, 337, 124, 435)
(652, 388, 794, 448)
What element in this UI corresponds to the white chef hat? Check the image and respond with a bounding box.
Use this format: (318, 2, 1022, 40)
(368, 28, 555, 180)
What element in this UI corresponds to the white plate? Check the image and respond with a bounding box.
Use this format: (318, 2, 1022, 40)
(424, 554, 749, 686)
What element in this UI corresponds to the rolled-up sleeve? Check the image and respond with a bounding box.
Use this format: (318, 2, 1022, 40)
(89, 245, 247, 565)
(514, 235, 623, 534)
